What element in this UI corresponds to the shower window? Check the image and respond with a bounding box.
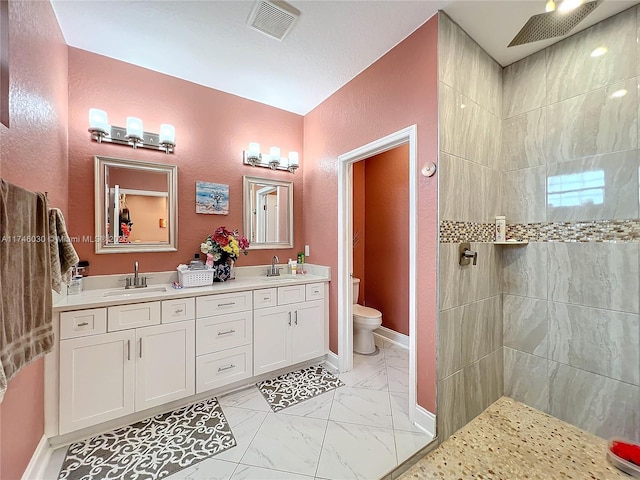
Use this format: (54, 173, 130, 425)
(547, 170, 605, 208)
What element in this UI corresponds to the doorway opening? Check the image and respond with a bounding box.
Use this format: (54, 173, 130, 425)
(337, 125, 423, 429)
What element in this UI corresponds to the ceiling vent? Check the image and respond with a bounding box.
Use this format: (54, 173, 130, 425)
(247, 0, 300, 41)
(508, 0, 601, 47)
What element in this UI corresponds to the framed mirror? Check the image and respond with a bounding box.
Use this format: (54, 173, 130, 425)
(94, 155, 178, 254)
(243, 175, 293, 250)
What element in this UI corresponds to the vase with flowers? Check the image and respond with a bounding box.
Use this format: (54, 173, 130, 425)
(200, 226, 250, 282)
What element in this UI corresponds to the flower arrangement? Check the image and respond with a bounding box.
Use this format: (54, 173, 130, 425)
(200, 226, 250, 268)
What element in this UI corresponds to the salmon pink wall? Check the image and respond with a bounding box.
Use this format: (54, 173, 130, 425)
(303, 15, 439, 412)
(363, 146, 409, 335)
(0, 0, 68, 478)
(352, 161, 365, 301)
(68, 48, 304, 275)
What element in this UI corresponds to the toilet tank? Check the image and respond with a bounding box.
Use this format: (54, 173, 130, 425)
(352, 277, 360, 303)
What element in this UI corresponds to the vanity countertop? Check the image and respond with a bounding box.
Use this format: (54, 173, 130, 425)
(53, 272, 330, 312)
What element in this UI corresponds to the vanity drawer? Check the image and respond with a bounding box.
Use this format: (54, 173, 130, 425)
(60, 308, 107, 339)
(196, 311, 252, 355)
(277, 285, 306, 305)
(108, 302, 161, 332)
(196, 345, 252, 393)
(253, 288, 277, 309)
(305, 283, 324, 301)
(197, 291, 252, 317)
(162, 298, 195, 324)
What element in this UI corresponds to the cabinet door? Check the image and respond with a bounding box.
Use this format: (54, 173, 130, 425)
(292, 300, 325, 364)
(253, 305, 292, 376)
(135, 321, 195, 411)
(59, 330, 135, 435)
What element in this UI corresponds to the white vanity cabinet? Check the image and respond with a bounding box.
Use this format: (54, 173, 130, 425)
(58, 302, 195, 435)
(253, 284, 325, 376)
(51, 276, 328, 439)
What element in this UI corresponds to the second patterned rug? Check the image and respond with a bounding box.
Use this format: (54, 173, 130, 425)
(256, 364, 344, 412)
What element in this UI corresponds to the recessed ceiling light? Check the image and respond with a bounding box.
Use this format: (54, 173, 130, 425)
(545, 0, 556, 12)
(558, 0, 584, 13)
(590, 47, 608, 57)
(610, 89, 627, 98)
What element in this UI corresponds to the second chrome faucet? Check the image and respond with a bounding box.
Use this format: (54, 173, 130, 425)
(267, 255, 281, 277)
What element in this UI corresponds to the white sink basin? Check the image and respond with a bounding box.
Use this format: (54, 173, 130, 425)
(102, 286, 167, 297)
(264, 275, 299, 281)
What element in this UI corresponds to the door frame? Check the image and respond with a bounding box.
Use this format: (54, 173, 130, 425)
(337, 124, 418, 423)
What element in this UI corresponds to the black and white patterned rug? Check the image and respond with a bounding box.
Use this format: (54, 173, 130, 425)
(257, 364, 344, 412)
(58, 397, 236, 480)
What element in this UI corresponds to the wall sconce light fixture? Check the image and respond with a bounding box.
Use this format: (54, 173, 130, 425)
(88, 108, 176, 154)
(242, 142, 300, 173)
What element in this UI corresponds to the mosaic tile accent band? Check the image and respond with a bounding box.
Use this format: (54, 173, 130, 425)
(440, 219, 640, 243)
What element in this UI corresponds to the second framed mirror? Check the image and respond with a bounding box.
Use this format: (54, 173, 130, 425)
(243, 175, 293, 249)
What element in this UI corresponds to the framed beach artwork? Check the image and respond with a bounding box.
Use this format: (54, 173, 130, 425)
(196, 181, 229, 215)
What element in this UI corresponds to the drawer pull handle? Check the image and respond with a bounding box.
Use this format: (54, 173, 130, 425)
(217, 329, 236, 336)
(218, 364, 236, 372)
(174, 308, 184, 314)
(263, 297, 270, 301)
(218, 302, 235, 307)
(77, 322, 89, 327)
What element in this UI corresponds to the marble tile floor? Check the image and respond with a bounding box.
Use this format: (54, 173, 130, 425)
(398, 396, 633, 480)
(44, 338, 433, 480)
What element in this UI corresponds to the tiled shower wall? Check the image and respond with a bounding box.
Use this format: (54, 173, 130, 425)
(436, 13, 504, 441)
(502, 7, 640, 442)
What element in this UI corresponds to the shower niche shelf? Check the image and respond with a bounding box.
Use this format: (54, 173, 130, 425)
(493, 240, 529, 246)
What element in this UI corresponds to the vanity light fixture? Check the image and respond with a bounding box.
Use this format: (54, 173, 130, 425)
(288, 151, 299, 173)
(88, 108, 176, 154)
(269, 146, 281, 170)
(242, 143, 299, 173)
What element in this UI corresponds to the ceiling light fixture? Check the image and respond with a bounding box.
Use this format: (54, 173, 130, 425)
(610, 89, 627, 98)
(558, 0, 584, 13)
(242, 142, 299, 173)
(545, 0, 556, 12)
(88, 109, 176, 153)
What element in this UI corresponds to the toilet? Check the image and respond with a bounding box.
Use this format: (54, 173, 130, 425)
(352, 278, 383, 354)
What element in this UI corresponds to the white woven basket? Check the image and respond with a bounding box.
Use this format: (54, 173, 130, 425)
(178, 268, 214, 287)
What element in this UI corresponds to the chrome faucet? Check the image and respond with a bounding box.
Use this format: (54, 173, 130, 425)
(267, 255, 281, 277)
(126, 261, 148, 288)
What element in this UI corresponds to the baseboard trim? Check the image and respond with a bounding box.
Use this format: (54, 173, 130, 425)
(374, 326, 409, 348)
(21, 435, 52, 480)
(414, 405, 436, 439)
(323, 351, 339, 373)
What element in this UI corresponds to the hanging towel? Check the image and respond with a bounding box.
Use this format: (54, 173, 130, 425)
(49, 208, 79, 294)
(0, 179, 53, 402)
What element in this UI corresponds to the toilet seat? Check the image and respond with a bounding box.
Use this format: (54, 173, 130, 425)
(353, 304, 382, 322)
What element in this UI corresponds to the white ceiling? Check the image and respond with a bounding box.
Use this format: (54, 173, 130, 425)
(51, 0, 639, 115)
